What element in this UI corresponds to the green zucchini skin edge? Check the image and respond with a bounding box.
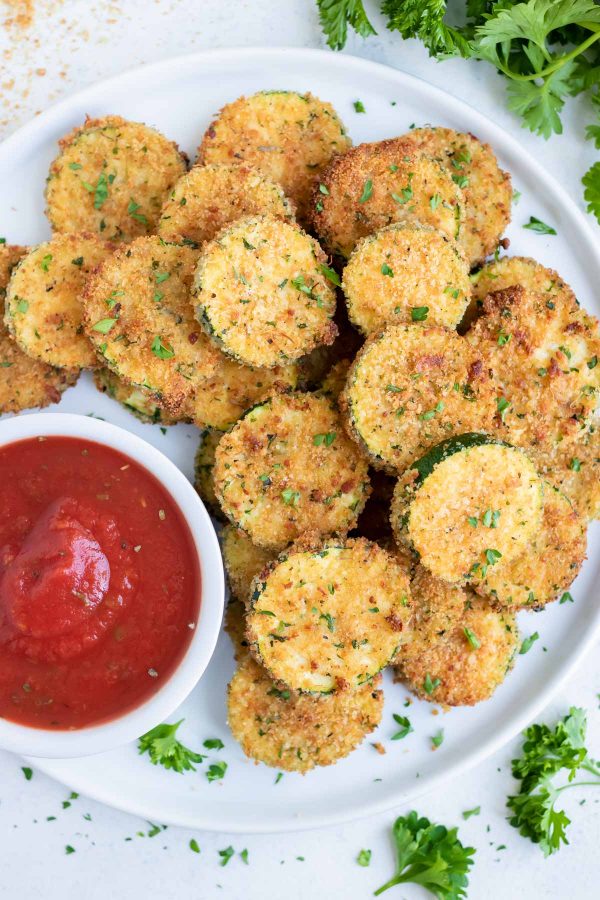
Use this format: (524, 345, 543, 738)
(409, 432, 511, 485)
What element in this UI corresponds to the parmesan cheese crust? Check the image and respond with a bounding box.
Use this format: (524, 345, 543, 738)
(473, 483, 586, 609)
(227, 653, 383, 771)
(46, 115, 187, 242)
(94, 367, 177, 425)
(194, 215, 337, 368)
(214, 392, 371, 549)
(309, 138, 463, 259)
(157, 163, 295, 246)
(6, 233, 114, 369)
(197, 91, 351, 223)
(392, 438, 543, 583)
(342, 223, 470, 335)
(342, 324, 496, 472)
(246, 538, 412, 692)
(401, 127, 512, 267)
(0, 244, 77, 412)
(193, 428, 225, 519)
(396, 566, 518, 706)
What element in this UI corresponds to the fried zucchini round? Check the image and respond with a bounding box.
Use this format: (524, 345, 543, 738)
(224, 598, 249, 661)
(197, 91, 351, 222)
(246, 538, 412, 692)
(157, 162, 295, 246)
(221, 524, 273, 605)
(227, 653, 383, 771)
(94, 367, 177, 424)
(309, 138, 463, 259)
(473, 484, 586, 609)
(0, 244, 77, 412)
(342, 223, 470, 335)
(391, 434, 543, 583)
(5, 234, 113, 369)
(82, 236, 218, 413)
(214, 392, 371, 549)
(193, 428, 224, 517)
(533, 430, 600, 522)
(341, 324, 496, 472)
(46, 115, 187, 242)
(316, 357, 352, 403)
(466, 285, 600, 456)
(465, 255, 576, 329)
(194, 215, 337, 368)
(396, 566, 518, 706)
(401, 127, 511, 267)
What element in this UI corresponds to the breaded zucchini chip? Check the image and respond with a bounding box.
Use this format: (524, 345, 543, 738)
(316, 357, 352, 403)
(82, 236, 218, 413)
(396, 566, 518, 706)
(46, 115, 187, 241)
(5, 234, 113, 369)
(227, 653, 383, 771)
(94, 367, 177, 424)
(342, 223, 470, 335)
(194, 215, 337, 368)
(197, 91, 350, 222)
(466, 285, 600, 456)
(193, 428, 224, 518)
(0, 244, 77, 412)
(473, 484, 586, 609)
(214, 392, 371, 549)
(225, 598, 250, 661)
(401, 127, 511, 267)
(534, 429, 600, 522)
(221, 524, 273, 605)
(342, 324, 496, 472)
(158, 163, 295, 246)
(246, 538, 412, 692)
(391, 434, 543, 583)
(309, 138, 463, 259)
(465, 255, 576, 329)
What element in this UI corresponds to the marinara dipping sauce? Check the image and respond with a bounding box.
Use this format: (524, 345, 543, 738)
(0, 436, 200, 729)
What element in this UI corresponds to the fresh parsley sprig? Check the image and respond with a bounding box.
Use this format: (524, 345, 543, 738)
(507, 707, 600, 855)
(138, 719, 206, 773)
(374, 810, 475, 898)
(315, 0, 600, 224)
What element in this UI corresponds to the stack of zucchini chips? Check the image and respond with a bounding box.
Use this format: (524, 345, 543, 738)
(2, 93, 598, 773)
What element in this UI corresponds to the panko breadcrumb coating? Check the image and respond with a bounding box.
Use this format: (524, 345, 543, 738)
(193, 428, 224, 518)
(466, 285, 600, 456)
(224, 598, 250, 661)
(533, 429, 600, 522)
(227, 653, 383, 772)
(5, 233, 114, 370)
(221, 524, 273, 605)
(46, 115, 187, 242)
(310, 138, 463, 259)
(473, 483, 586, 609)
(194, 215, 337, 368)
(464, 254, 576, 330)
(341, 324, 496, 472)
(93, 367, 177, 425)
(157, 163, 295, 246)
(396, 566, 518, 706)
(316, 357, 353, 403)
(197, 91, 351, 223)
(391, 436, 543, 583)
(401, 127, 511, 267)
(0, 244, 77, 413)
(214, 392, 371, 550)
(247, 538, 412, 692)
(342, 223, 470, 335)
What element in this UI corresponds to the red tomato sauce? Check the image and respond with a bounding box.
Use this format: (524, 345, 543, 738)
(0, 435, 200, 729)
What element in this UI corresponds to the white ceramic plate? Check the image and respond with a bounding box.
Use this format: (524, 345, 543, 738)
(1, 47, 599, 834)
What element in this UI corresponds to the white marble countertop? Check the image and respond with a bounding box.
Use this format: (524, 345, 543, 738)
(0, 2, 599, 898)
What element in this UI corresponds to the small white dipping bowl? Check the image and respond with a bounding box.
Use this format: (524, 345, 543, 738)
(0, 412, 224, 758)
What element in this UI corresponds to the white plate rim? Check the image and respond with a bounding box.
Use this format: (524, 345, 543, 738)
(2, 45, 598, 833)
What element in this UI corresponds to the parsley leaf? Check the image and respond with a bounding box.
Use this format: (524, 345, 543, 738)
(138, 719, 205, 773)
(507, 707, 600, 855)
(374, 810, 475, 897)
(316, 0, 376, 51)
(523, 215, 557, 235)
(583, 161, 600, 222)
(382, 0, 471, 58)
(391, 714, 413, 740)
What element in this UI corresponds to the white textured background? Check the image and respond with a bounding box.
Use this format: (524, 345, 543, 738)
(0, 2, 599, 898)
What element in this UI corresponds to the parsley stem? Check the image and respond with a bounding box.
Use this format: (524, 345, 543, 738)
(554, 779, 600, 795)
(490, 29, 600, 84)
